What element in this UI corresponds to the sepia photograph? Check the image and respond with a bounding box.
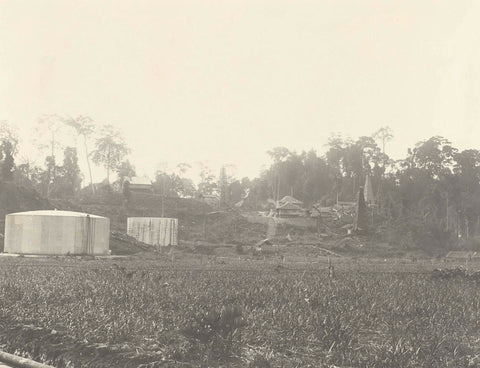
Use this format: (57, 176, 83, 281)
(1, 1, 480, 367)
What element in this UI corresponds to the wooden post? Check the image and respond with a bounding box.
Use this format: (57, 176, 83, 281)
(328, 257, 334, 278)
(446, 196, 449, 230)
(466, 218, 470, 240)
(203, 215, 207, 241)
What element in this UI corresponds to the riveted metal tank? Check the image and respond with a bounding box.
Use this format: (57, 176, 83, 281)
(3, 210, 110, 255)
(127, 217, 178, 248)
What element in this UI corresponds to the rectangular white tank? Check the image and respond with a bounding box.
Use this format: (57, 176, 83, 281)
(4, 210, 110, 255)
(127, 217, 178, 247)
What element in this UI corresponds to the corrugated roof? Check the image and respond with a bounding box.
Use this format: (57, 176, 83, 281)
(280, 196, 303, 205)
(128, 217, 177, 220)
(277, 202, 303, 210)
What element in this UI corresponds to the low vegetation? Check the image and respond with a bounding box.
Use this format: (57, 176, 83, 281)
(1, 258, 480, 367)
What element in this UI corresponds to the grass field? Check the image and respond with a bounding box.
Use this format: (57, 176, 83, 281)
(1, 255, 480, 368)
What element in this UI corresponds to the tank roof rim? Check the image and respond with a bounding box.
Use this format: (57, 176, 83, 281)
(6, 210, 107, 219)
(127, 217, 178, 220)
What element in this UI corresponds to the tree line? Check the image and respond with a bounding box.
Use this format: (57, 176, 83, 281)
(250, 132, 480, 250)
(216, 128, 480, 250)
(1, 116, 131, 198)
(2, 119, 480, 249)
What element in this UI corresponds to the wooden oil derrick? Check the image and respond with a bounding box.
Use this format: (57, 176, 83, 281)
(354, 186, 369, 233)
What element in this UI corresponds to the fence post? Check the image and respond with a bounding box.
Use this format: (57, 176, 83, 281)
(328, 257, 335, 278)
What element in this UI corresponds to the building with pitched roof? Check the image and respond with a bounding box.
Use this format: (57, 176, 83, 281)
(124, 176, 153, 193)
(279, 195, 303, 207)
(276, 202, 305, 217)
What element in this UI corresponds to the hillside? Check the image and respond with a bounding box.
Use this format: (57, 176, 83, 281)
(0, 182, 53, 252)
(0, 182, 52, 219)
(0, 184, 398, 257)
(0, 184, 267, 253)
(51, 191, 268, 246)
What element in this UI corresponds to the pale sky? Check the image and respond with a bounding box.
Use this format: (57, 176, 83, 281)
(1, 0, 480, 183)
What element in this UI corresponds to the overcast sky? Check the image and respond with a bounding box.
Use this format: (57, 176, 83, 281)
(1, 0, 480, 183)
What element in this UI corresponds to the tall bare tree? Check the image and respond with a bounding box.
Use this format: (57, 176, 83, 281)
(373, 126, 394, 155)
(62, 115, 96, 194)
(91, 124, 130, 186)
(35, 114, 64, 198)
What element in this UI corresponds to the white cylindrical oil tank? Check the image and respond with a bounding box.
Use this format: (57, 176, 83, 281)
(3, 210, 110, 255)
(127, 217, 178, 247)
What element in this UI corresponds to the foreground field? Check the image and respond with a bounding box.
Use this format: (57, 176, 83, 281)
(1, 257, 480, 367)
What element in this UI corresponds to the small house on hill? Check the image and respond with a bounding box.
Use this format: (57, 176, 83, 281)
(124, 177, 153, 193)
(279, 196, 303, 207)
(276, 202, 304, 217)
